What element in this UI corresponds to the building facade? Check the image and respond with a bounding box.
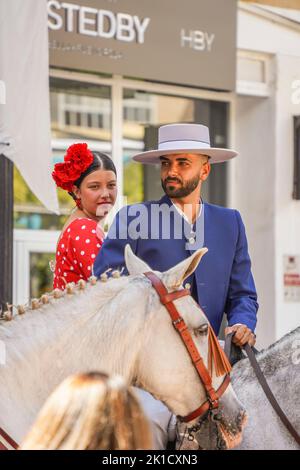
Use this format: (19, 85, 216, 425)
(13, 1, 300, 348)
(235, 2, 300, 346)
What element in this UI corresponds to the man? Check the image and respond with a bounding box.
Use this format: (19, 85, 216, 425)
(94, 123, 258, 348)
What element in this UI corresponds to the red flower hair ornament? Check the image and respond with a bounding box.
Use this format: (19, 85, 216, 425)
(52, 143, 93, 192)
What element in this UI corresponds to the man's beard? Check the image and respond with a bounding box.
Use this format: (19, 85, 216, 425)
(161, 175, 200, 198)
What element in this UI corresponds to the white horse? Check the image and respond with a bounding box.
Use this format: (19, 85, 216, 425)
(0, 245, 246, 449)
(178, 327, 300, 450)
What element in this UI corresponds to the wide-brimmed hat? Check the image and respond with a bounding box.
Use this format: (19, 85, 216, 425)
(132, 123, 238, 164)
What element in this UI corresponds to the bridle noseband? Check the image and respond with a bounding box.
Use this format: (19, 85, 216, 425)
(143, 271, 230, 423)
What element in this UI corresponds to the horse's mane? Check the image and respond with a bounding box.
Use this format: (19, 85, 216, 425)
(0, 274, 154, 382)
(0, 275, 124, 329)
(0, 272, 165, 443)
(232, 326, 300, 381)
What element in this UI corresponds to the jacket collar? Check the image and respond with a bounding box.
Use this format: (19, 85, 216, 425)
(158, 194, 205, 222)
(158, 194, 173, 207)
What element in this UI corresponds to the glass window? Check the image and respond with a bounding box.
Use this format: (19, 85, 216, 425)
(14, 78, 112, 231)
(50, 78, 111, 143)
(30, 252, 54, 298)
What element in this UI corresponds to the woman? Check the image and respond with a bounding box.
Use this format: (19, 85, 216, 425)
(20, 372, 152, 450)
(52, 143, 117, 289)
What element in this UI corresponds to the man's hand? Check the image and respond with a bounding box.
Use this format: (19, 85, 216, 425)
(225, 324, 256, 348)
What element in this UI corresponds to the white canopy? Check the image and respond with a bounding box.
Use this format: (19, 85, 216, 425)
(0, 0, 59, 214)
(242, 0, 300, 9)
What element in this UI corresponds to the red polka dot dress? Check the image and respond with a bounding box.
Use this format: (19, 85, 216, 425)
(53, 218, 104, 290)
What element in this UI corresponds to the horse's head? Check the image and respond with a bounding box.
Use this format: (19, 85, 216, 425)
(125, 245, 247, 450)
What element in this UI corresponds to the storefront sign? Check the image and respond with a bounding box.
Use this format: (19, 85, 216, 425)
(284, 255, 300, 302)
(48, 0, 237, 91)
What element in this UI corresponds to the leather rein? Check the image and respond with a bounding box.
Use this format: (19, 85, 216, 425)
(145, 271, 300, 446)
(0, 426, 18, 450)
(144, 271, 230, 423)
(225, 332, 300, 447)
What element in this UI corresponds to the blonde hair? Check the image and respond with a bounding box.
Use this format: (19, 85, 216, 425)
(20, 372, 152, 450)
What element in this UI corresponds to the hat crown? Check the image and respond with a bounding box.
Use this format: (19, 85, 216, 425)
(158, 123, 210, 147)
(132, 122, 237, 165)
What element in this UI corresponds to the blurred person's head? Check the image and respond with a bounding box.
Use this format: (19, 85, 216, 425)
(20, 372, 152, 450)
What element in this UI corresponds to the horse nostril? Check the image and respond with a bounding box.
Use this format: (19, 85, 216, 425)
(237, 410, 247, 429)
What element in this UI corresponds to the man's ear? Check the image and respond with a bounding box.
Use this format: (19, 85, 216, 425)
(200, 161, 211, 181)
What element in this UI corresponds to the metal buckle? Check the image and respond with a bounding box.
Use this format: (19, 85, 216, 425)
(172, 317, 184, 326)
(208, 397, 219, 409)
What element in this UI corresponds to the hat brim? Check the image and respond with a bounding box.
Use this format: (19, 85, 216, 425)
(132, 147, 238, 165)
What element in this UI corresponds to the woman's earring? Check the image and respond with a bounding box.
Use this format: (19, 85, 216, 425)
(76, 198, 82, 209)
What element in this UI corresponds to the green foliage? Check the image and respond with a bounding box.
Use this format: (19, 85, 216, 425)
(14, 166, 41, 205)
(13, 167, 73, 230)
(30, 253, 54, 297)
(14, 166, 74, 209)
(124, 162, 144, 204)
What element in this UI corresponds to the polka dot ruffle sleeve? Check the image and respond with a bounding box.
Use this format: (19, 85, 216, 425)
(53, 218, 103, 290)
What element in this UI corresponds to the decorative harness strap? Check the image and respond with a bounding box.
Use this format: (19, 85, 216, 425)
(0, 426, 18, 450)
(144, 271, 230, 423)
(0, 271, 234, 451)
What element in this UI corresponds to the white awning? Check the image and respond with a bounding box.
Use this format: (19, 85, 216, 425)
(242, 0, 300, 9)
(0, 0, 59, 214)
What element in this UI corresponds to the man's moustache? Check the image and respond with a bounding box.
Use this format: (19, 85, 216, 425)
(165, 179, 182, 184)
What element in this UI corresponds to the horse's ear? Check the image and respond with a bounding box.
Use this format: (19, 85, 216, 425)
(162, 248, 208, 288)
(124, 244, 151, 275)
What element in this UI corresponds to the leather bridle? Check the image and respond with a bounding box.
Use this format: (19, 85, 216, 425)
(0, 426, 18, 450)
(144, 271, 231, 423)
(0, 270, 231, 451)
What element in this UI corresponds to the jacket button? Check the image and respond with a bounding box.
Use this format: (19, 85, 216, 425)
(189, 237, 195, 244)
(185, 283, 191, 290)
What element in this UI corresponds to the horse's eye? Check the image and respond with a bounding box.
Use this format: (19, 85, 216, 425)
(195, 323, 209, 336)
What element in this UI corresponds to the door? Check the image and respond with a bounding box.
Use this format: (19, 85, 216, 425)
(13, 229, 60, 306)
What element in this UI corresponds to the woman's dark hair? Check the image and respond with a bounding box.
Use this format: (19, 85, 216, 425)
(74, 151, 117, 188)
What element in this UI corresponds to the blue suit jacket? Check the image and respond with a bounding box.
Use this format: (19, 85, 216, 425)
(94, 195, 258, 335)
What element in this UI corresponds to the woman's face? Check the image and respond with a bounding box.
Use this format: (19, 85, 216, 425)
(73, 169, 117, 219)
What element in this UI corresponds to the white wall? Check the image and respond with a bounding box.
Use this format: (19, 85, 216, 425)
(275, 54, 300, 340)
(235, 5, 300, 347)
(234, 94, 277, 349)
(238, 5, 300, 56)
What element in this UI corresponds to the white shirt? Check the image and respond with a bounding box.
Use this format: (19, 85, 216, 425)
(172, 199, 203, 226)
